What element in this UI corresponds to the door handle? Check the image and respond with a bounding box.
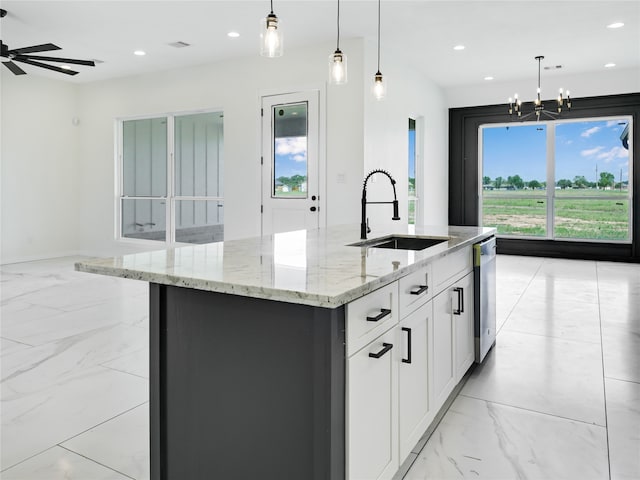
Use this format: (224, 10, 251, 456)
(453, 287, 464, 315)
(369, 343, 393, 359)
(401, 327, 412, 364)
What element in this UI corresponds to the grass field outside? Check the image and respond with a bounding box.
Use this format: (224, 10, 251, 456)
(483, 188, 630, 241)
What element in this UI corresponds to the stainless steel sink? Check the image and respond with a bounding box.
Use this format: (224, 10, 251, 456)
(349, 235, 449, 251)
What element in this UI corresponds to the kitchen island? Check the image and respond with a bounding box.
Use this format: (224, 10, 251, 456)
(76, 224, 495, 480)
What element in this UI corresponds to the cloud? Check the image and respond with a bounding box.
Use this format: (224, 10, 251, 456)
(596, 146, 629, 163)
(581, 126, 601, 138)
(581, 146, 604, 157)
(275, 137, 307, 159)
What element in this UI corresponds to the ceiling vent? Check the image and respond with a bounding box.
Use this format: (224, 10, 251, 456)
(168, 41, 191, 48)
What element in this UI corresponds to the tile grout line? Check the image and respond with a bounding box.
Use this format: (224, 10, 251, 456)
(57, 400, 150, 447)
(496, 257, 545, 335)
(57, 444, 138, 480)
(458, 393, 608, 428)
(595, 261, 613, 480)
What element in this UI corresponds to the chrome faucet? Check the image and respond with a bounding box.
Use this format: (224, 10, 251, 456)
(361, 169, 400, 239)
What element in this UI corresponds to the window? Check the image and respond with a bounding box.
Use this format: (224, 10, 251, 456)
(119, 111, 224, 244)
(408, 118, 417, 225)
(480, 117, 632, 242)
(272, 103, 308, 198)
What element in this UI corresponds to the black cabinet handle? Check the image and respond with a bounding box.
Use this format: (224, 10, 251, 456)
(369, 342, 393, 359)
(310, 206, 317, 212)
(453, 287, 464, 315)
(410, 285, 428, 296)
(401, 327, 412, 364)
(366, 308, 391, 322)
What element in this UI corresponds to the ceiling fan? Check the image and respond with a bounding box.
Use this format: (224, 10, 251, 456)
(0, 8, 95, 76)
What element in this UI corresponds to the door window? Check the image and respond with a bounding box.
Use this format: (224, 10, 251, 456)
(272, 103, 308, 198)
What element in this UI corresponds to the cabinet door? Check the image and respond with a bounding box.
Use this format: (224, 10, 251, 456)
(432, 289, 455, 411)
(454, 272, 475, 382)
(347, 327, 399, 480)
(398, 301, 433, 462)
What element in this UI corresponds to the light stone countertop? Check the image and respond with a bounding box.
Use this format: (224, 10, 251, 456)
(75, 224, 495, 308)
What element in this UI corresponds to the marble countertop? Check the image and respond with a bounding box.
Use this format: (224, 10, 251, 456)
(75, 224, 495, 308)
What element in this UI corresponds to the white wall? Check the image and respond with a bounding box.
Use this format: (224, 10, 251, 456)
(74, 39, 367, 256)
(1, 71, 81, 263)
(1, 37, 451, 262)
(362, 40, 449, 236)
(446, 67, 640, 108)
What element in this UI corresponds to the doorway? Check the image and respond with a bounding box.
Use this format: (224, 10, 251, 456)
(261, 91, 322, 235)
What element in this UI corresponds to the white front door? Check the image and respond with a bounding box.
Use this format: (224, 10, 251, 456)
(261, 91, 321, 235)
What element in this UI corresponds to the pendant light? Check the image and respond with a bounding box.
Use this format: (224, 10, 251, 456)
(260, 0, 283, 58)
(372, 0, 385, 100)
(328, 0, 347, 84)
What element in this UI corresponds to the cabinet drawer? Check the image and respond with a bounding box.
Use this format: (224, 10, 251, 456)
(398, 263, 432, 318)
(347, 282, 398, 357)
(432, 246, 472, 295)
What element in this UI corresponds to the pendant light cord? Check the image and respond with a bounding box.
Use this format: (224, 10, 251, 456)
(270, 0, 274, 15)
(377, 0, 381, 71)
(336, 0, 341, 50)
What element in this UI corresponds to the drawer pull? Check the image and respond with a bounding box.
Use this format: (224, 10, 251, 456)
(369, 343, 393, 359)
(366, 308, 391, 322)
(401, 327, 412, 364)
(410, 285, 428, 296)
(453, 287, 464, 315)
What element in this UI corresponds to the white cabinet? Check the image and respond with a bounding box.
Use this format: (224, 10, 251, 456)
(431, 288, 455, 409)
(347, 326, 399, 480)
(347, 245, 477, 479)
(346, 282, 398, 357)
(431, 247, 474, 409)
(454, 272, 474, 382)
(398, 299, 433, 461)
(398, 263, 432, 318)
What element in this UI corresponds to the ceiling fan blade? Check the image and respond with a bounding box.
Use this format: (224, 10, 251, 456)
(2, 60, 26, 75)
(13, 57, 78, 75)
(14, 54, 95, 66)
(8, 43, 61, 55)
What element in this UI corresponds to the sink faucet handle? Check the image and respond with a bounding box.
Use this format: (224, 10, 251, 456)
(366, 218, 371, 234)
(392, 200, 400, 221)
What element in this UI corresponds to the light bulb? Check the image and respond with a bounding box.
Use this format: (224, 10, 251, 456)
(372, 72, 385, 100)
(260, 13, 283, 57)
(329, 50, 348, 85)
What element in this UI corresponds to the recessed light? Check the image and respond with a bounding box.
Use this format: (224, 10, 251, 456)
(227, 31, 240, 38)
(606, 22, 624, 29)
(453, 45, 465, 51)
(604, 63, 616, 68)
(484, 76, 494, 81)
(133, 50, 146, 56)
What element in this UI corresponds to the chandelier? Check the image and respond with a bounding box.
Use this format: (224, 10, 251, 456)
(508, 56, 571, 121)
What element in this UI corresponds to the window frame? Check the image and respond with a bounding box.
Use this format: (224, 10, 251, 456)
(479, 115, 633, 244)
(115, 108, 224, 246)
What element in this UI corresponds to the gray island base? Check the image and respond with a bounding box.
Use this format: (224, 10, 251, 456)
(76, 224, 495, 480)
(150, 284, 346, 479)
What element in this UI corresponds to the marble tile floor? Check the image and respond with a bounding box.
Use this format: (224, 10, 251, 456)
(1, 255, 638, 479)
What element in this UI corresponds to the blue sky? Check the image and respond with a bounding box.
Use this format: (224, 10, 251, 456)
(274, 136, 307, 179)
(483, 119, 630, 184)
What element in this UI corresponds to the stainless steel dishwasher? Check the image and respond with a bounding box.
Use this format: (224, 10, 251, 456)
(474, 236, 497, 363)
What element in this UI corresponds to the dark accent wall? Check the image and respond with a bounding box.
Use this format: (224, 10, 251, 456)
(449, 93, 640, 263)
